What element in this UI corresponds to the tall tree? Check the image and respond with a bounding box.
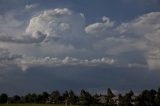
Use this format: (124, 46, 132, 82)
(106, 88, 115, 106)
(68, 90, 78, 105)
(155, 88, 160, 106)
(0, 93, 8, 103)
(51, 90, 61, 104)
(24, 93, 32, 103)
(12, 95, 21, 103)
(42, 92, 49, 103)
(31, 93, 38, 103)
(79, 89, 94, 106)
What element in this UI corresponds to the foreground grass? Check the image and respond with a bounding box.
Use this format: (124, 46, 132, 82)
(0, 104, 76, 106)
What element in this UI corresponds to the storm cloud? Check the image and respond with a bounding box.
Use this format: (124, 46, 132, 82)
(0, 0, 160, 95)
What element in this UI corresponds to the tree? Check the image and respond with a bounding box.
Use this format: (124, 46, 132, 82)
(107, 88, 115, 98)
(0, 93, 8, 103)
(12, 95, 21, 103)
(79, 89, 94, 106)
(31, 93, 38, 103)
(118, 94, 123, 106)
(68, 90, 78, 105)
(51, 90, 61, 104)
(155, 88, 160, 106)
(37, 94, 44, 103)
(42, 92, 49, 103)
(135, 89, 156, 106)
(24, 93, 33, 103)
(106, 88, 115, 106)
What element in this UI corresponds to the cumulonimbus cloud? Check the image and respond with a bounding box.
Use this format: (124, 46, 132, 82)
(25, 8, 85, 42)
(116, 12, 160, 70)
(0, 7, 160, 71)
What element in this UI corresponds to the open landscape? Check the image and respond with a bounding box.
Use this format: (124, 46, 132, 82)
(0, 104, 69, 106)
(0, 88, 160, 106)
(0, 0, 160, 106)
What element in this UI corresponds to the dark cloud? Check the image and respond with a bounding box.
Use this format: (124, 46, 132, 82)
(0, 49, 22, 61)
(0, 65, 159, 95)
(0, 31, 47, 44)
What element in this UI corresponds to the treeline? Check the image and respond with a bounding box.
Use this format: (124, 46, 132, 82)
(0, 88, 160, 106)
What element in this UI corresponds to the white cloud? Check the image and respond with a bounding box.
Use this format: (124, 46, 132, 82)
(26, 8, 85, 41)
(0, 8, 88, 59)
(18, 56, 115, 71)
(25, 4, 38, 10)
(85, 16, 114, 35)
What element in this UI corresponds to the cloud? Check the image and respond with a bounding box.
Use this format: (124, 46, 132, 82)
(147, 49, 160, 70)
(85, 16, 114, 35)
(0, 12, 24, 37)
(97, 37, 147, 55)
(0, 7, 159, 71)
(128, 63, 147, 68)
(18, 56, 115, 71)
(116, 12, 160, 70)
(0, 32, 46, 44)
(25, 4, 38, 10)
(26, 8, 85, 42)
(0, 49, 23, 73)
(1, 6, 160, 94)
(0, 5, 85, 43)
(116, 12, 160, 41)
(0, 49, 22, 61)
(84, 12, 160, 70)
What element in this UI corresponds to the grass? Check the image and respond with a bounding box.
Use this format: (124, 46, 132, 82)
(0, 104, 75, 106)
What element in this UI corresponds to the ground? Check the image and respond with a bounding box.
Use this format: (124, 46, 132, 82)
(0, 104, 76, 106)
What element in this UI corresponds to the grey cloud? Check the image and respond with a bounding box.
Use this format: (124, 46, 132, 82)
(0, 64, 157, 95)
(116, 12, 160, 70)
(94, 37, 147, 55)
(0, 13, 24, 35)
(0, 32, 46, 44)
(83, 12, 160, 71)
(0, 49, 22, 61)
(0, 49, 22, 74)
(147, 49, 160, 70)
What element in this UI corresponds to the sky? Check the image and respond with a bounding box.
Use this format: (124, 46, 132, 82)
(0, 0, 160, 95)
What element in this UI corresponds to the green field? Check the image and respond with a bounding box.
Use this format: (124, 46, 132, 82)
(0, 104, 75, 106)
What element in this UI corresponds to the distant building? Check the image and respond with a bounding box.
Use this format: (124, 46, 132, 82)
(112, 96, 119, 105)
(94, 95, 107, 104)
